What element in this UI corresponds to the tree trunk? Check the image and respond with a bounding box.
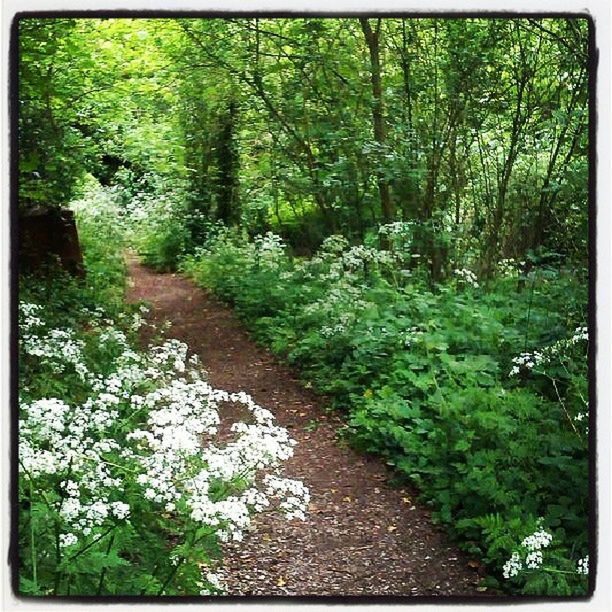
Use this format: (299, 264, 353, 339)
(216, 99, 240, 225)
(360, 18, 394, 226)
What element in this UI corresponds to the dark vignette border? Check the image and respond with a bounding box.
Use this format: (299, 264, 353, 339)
(7, 7, 599, 606)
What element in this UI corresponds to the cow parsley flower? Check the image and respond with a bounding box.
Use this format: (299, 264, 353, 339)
(59, 533, 78, 548)
(522, 527, 553, 551)
(525, 550, 543, 569)
(454, 268, 479, 288)
(503, 552, 523, 579)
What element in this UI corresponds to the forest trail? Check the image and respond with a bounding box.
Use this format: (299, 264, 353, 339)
(126, 255, 483, 597)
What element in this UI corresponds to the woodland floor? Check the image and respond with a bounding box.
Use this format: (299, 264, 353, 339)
(126, 255, 487, 597)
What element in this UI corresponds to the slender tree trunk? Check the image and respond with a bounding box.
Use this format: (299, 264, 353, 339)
(360, 18, 394, 226)
(216, 99, 240, 225)
(398, 18, 420, 220)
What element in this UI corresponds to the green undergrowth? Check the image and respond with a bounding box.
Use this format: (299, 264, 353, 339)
(181, 226, 590, 595)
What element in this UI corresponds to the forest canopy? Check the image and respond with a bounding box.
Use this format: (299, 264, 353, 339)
(18, 16, 589, 276)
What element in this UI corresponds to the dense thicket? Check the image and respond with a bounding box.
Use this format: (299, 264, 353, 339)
(18, 16, 591, 596)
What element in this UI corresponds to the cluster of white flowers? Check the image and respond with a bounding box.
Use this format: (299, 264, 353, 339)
(304, 284, 356, 317)
(21, 313, 90, 380)
(453, 268, 479, 288)
(503, 523, 553, 579)
(303, 278, 374, 341)
(20, 300, 309, 579)
(73, 177, 194, 244)
(197, 571, 225, 596)
(509, 325, 588, 377)
(509, 352, 537, 376)
(572, 326, 589, 342)
(59, 532, 78, 548)
(498, 258, 525, 278)
(319, 261, 347, 282)
(264, 475, 311, 521)
(116, 304, 150, 332)
(378, 221, 413, 238)
(320, 311, 356, 338)
(341, 245, 394, 271)
(292, 237, 350, 282)
(503, 551, 523, 579)
(20, 392, 130, 544)
(525, 550, 544, 569)
(319, 234, 350, 255)
(98, 327, 129, 348)
(279, 270, 295, 281)
(521, 527, 554, 551)
(576, 555, 589, 575)
(20, 302, 44, 329)
(20, 301, 157, 388)
(299, 242, 395, 285)
(149, 338, 189, 374)
(253, 232, 286, 269)
(254, 231, 286, 253)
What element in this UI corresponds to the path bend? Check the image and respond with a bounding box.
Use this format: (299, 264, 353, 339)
(126, 256, 484, 597)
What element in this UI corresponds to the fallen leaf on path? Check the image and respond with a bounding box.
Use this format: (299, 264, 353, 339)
(277, 577, 286, 587)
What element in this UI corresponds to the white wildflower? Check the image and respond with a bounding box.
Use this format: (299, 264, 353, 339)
(503, 552, 523, 579)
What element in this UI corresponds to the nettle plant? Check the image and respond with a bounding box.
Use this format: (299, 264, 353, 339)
(19, 301, 309, 596)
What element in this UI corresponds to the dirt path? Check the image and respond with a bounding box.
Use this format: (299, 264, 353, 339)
(126, 256, 484, 597)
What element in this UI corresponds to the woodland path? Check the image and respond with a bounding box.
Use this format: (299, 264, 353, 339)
(126, 255, 485, 597)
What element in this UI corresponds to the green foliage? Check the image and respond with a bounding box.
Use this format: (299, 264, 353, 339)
(183, 229, 589, 595)
(18, 17, 588, 270)
(18, 15, 590, 597)
(19, 19, 88, 207)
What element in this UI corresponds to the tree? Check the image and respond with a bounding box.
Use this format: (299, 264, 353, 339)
(360, 18, 395, 226)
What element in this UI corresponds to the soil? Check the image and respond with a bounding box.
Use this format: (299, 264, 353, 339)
(126, 255, 490, 598)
